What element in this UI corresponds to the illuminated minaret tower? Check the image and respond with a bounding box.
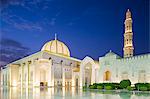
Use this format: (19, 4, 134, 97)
(123, 9, 134, 58)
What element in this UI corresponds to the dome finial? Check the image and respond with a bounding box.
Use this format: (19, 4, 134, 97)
(55, 33, 57, 40)
(109, 50, 112, 53)
(127, 9, 130, 12)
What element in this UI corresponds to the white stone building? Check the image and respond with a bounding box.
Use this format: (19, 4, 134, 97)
(0, 35, 99, 87)
(0, 9, 149, 87)
(98, 51, 150, 84)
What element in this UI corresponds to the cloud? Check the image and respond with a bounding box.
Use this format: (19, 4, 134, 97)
(14, 22, 43, 31)
(67, 17, 81, 26)
(1, 0, 54, 10)
(0, 38, 29, 50)
(0, 0, 24, 8)
(1, 0, 60, 32)
(0, 38, 31, 66)
(67, 22, 74, 26)
(1, 12, 43, 32)
(49, 18, 56, 26)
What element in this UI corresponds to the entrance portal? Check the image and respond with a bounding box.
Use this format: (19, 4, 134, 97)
(40, 82, 48, 86)
(104, 71, 111, 81)
(80, 56, 96, 87)
(84, 63, 92, 86)
(40, 69, 47, 86)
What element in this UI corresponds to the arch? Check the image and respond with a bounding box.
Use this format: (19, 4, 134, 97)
(74, 75, 79, 87)
(80, 56, 96, 87)
(34, 59, 51, 87)
(40, 69, 47, 86)
(104, 71, 111, 81)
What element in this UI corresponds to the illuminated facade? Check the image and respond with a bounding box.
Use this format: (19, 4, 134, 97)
(98, 51, 150, 84)
(0, 35, 99, 87)
(0, 36, 81, 87)
(97, 9, 150, 84)
(0, 9, 149, 87)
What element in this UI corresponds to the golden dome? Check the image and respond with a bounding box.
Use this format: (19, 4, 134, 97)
(41, 35, 70, 57)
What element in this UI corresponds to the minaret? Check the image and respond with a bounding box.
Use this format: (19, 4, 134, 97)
(123, 9, 134, 58)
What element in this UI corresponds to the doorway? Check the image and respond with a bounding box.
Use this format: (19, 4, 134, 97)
(40, 69, 47, 86)
(75, 78, 78, 87)
(104, 71, 111, 81)
(84, 63, 92, 86)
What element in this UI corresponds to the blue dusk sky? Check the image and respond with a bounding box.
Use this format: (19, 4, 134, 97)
(0, 0, 149, 66)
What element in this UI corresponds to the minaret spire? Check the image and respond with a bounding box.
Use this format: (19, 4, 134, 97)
(123, 9, 134, 58)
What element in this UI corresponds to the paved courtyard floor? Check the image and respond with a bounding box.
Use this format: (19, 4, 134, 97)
(0, 87, 150, 99)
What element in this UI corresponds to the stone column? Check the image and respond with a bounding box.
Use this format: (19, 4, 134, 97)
(26, 61, 31, 88)
(20, 63, 22, 87)
(21, 63, 24, 99)
(28, 61, 31, 87)
(33, 59, 40, 87)
(79, 64, 83, 87)
(51, 60, 54, 87)
(22, 63, 25, 87)
(33, 59, 36, 87)
(62, 64, 65, 87)
(48, 58, 53, 86)
(0, 67, 2, 86)
(91, 65, 95, 85)
(71, 69, 74, 87)
(71, 64, 75, 87)
(25, 62, 28, 87)
(62, 67, 65, 87)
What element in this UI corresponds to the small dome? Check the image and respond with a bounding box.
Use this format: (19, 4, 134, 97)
(105, 50, 121, 58)
(41, 38, 70, 57)
(105, 50, 116, 57)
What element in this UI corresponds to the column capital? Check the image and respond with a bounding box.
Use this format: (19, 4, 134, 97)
(28, 61, 32, 64)
(49, 57, 52, 60)
(60, 60, 63, 63)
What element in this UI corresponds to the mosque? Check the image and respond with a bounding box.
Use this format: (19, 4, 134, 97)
(0, 9, 150, 87)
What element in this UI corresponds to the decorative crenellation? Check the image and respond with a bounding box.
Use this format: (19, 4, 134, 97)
(118, 54, 150, 62)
